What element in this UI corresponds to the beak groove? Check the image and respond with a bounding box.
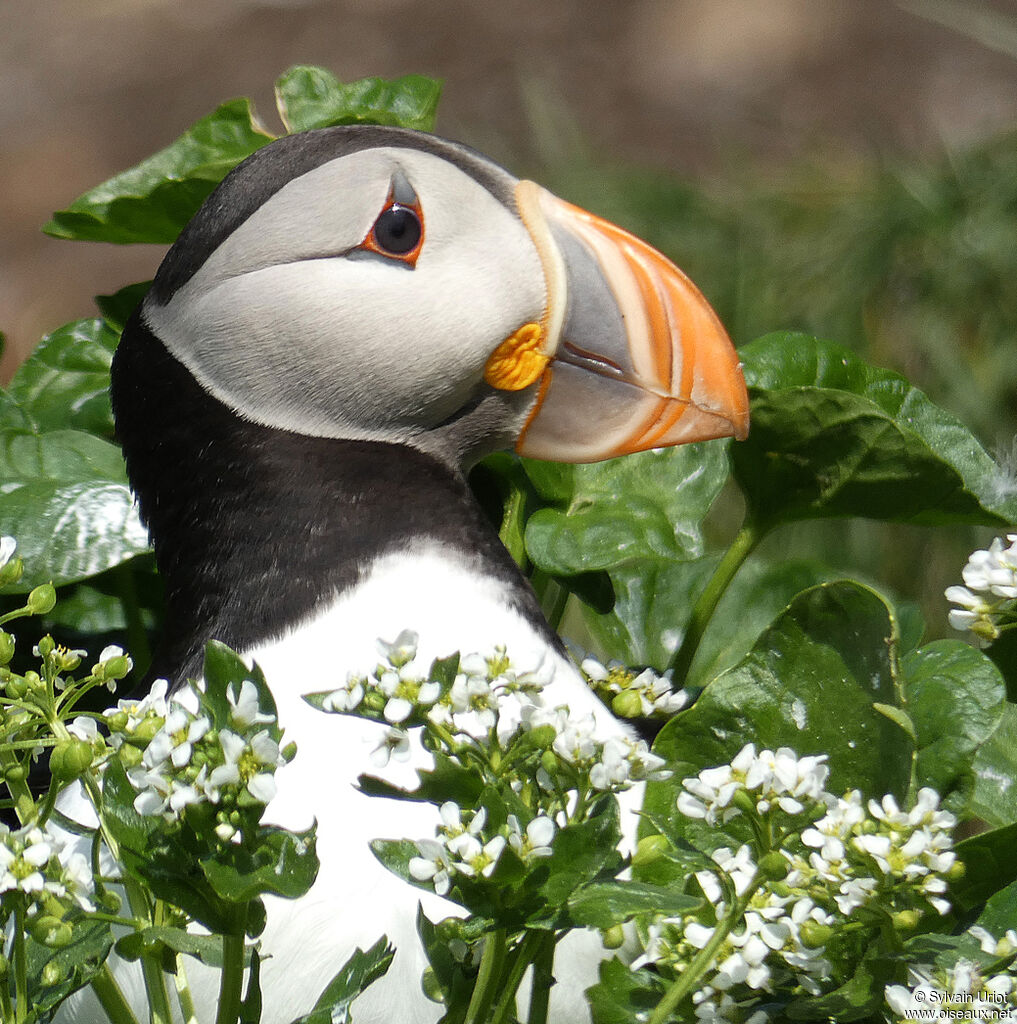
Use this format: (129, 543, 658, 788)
(512, 182, 749, 463)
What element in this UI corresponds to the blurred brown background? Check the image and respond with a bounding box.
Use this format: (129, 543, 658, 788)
(3, 0, 1017, 382)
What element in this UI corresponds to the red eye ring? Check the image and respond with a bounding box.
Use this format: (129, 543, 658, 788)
(360, 186, 425, 267)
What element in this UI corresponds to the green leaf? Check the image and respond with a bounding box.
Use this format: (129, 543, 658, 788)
(114, 926, 227, 967)
(288, 936, 394, 1024)
(975, 876, 1017, 939)
(901, 640, 1006, 813)
(969, 703, 1017, 826)
(643, 581, 912, 863)
(784, 941, 892, 1021)
(952, 823, 1017, 911)
(25, 919, 114, 1016)
(44, 99, 273, 244)
(733, 333, 1017, 529)
(95, 282, 151, 333)
(5, 319, 119, 438)
(275, 67, 442, 134)
(202, 641, 279, 737)
(587, 957, 664, 1024)
(100, 757, 159, 856)
(524, 444, 729, 576)
(566, 880, 701, 929)
(0, 428, 150, 589)
(201, 825, 318, 902)
(538, 800, 623, 908)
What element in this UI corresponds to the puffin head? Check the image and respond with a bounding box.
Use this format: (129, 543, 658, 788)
(139, 125, 748, 470)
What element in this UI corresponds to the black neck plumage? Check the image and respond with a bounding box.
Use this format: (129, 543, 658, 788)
(112, 312, 556, 689)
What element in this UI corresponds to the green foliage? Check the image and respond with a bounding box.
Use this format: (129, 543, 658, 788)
(3, 63, 1017, 1024)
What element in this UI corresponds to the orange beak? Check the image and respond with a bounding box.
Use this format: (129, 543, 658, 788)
(508, 181, 748, 463)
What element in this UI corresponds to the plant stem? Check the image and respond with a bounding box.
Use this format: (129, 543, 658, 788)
(80, 771, 173, 1024)
(648, 870, 764, 1024)
(527, 932, 555, 1024)
(174, 954, 200, 1024)
(488, 930, 547, 1024)
(215, 909, 249, 1024)
(0, 750, 36, 825)
(668, 521, 761, 683)
(0, 968, 13, 1024)
(91, 965, 141, 1024)
(13, 902, 27, 1023)
(464, 928, 506, 1024)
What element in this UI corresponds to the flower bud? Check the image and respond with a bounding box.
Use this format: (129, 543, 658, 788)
(892, 909, 922, 933)
(631, 834, 670, 868)
(5, 675, 28, 699)
(281, 741, 297, 763)
(540, 750, 559, 776)
(42, 960, 67, 986)
(130, 718, 162, 745)
(601, 925, 626, 950)
(526, 724, 556, 750)
(0, 556, 23, 587)
(27, 584, 57, 616)
(947, 860, 966, 882)
(36, 635, 55, 658)
(421, 967, 444, 1004)
(49, 739, 94, 781)
(99, 656, 131, 682)
(31, 915, 73, 948)
(117, 745, 143, 769)
(23, 671, 43, 692)
(106, 711, 129, 733)
(798, 921, 834, 948)
(731, 789, 756, 815)
(611, 690, 644, 719)
(759, 851, 790, 880)
(4, 763, 28, 784)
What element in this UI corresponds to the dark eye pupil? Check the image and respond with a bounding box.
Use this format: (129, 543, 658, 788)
(373, 205, 421, 255)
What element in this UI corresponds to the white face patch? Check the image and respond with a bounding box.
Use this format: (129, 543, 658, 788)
(146, 147, 547, 440)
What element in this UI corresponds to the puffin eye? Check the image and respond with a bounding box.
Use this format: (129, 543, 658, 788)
(359, 178, 426, 267)
(372, 204, 421, 256)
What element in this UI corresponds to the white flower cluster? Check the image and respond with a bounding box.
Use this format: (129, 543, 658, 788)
(319, 631, 671, 793)
(322, 630, 552, 759)
(408, 801, 555, 897)
(106, 679, 284, 840)
(578, 651, 688, 718)
(790, 787, 957, 917)
(521, 705, 671, 792)
(885, 943, 1017, 1023)
(635, 843, 835, 1022)
(0, 820, 93, 915)
(638, 745, 963, 1023)
(946, 534, 1017, 644)
(677, 743, 830, 826)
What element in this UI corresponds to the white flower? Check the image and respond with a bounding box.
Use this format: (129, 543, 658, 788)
(227, 679, 275, 729)
(0, 536, 16, 569)
(506, 815, 555, 860)
(377, 629, 419, 667)
(370, 727, 411, 768)
(453, 834, 506, 879)
(679, 764, 739, 825)
(104, 678, 170, 737)
(378, 667, 440, 724)
(323, 675, 366, 713)
(409, 838, 453, 896)
(0, 824, 95, 911)
(67, 716, 99, 742)
(209, 729, 282, 803)
(145, 707, 211, 770)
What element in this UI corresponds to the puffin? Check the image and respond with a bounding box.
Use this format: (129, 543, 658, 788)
(58, 125, 749, 1024)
